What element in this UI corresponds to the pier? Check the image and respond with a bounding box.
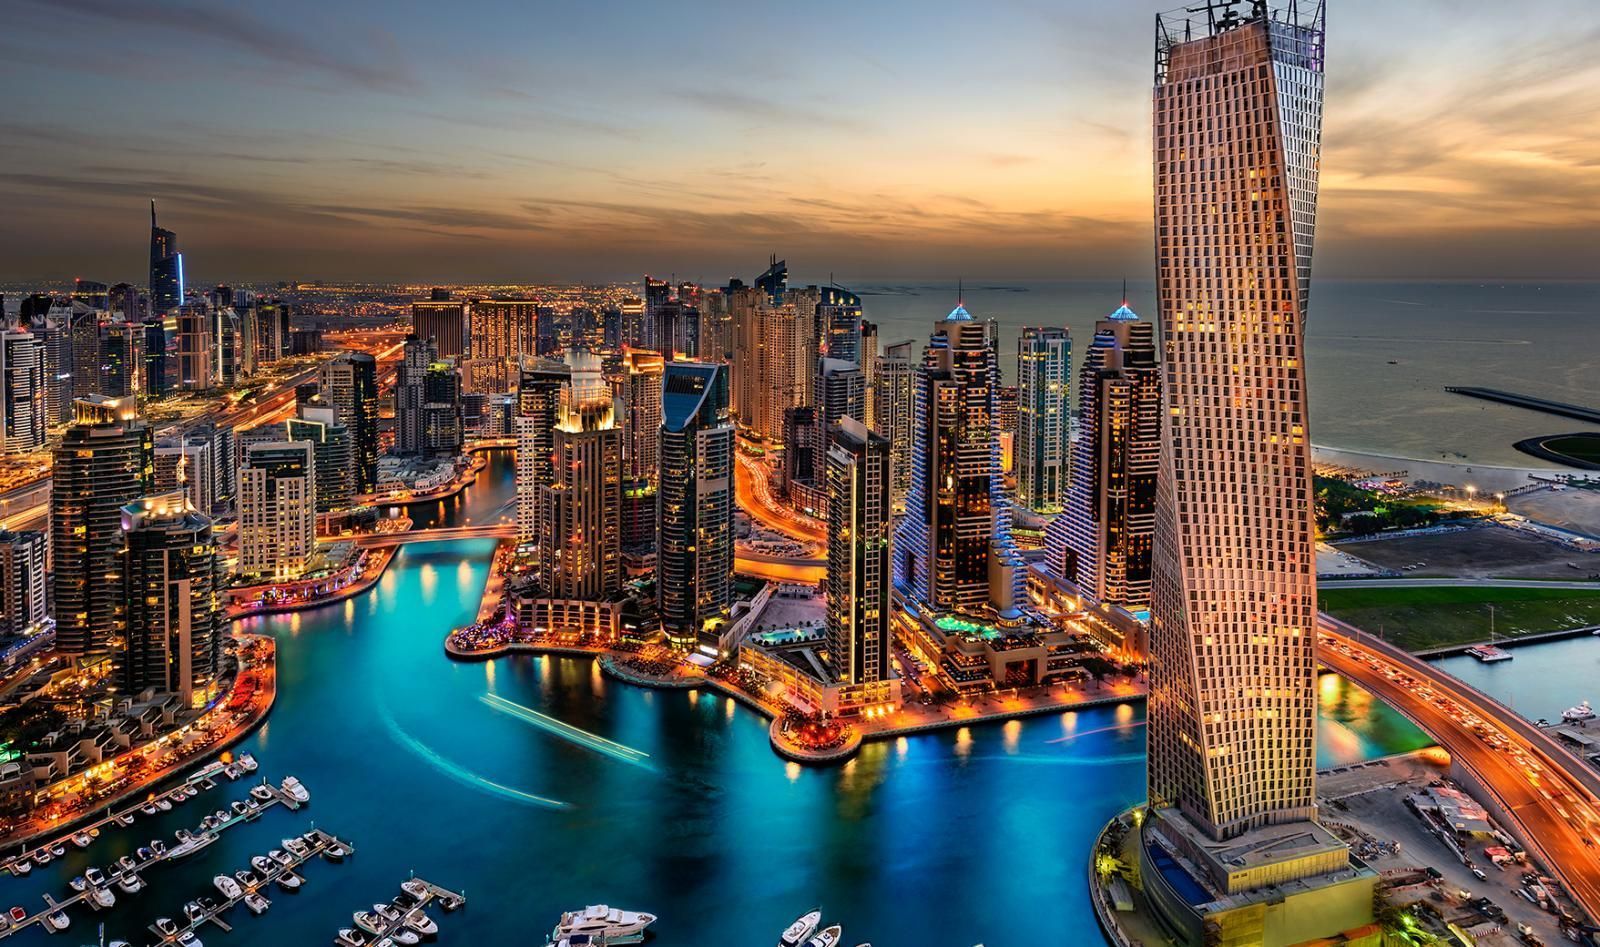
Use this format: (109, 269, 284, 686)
(1445, 386, 1600, 425)
(0, 777, 306, 940)
(337, 876, 465, 945)
(148, 828, 354, 944)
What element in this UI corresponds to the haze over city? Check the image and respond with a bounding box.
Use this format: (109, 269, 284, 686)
(4, 0, 1599, 282)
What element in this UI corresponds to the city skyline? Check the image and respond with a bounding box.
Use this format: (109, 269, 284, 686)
(4, 0, 1599, 284)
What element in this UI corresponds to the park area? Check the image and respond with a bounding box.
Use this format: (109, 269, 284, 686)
(1319, 584, 1600, 652)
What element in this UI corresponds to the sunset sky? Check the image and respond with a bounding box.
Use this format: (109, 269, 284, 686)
(4, 0, 1597, 284)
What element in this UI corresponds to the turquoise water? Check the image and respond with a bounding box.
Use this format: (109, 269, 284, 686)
(4, 453, 1431, 945)
(1431, 636, 1600, 724)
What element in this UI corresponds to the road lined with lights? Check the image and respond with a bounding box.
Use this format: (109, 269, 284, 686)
(734, 446, 825, 543)
(1318, 614, 1600, 921)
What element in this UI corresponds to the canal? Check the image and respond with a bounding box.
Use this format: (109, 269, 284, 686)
(7, 450, 1435, 945)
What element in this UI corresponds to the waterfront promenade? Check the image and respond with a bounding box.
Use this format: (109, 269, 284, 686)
(0, 633, 278, 848)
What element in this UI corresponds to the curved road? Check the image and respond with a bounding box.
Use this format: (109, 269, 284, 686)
(1318, 615, 1600, 920)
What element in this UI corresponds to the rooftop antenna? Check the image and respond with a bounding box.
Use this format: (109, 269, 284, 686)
(1121, 278, 1128, 307)
(150, 199, 157, 226)
(957, 277, 964, 306)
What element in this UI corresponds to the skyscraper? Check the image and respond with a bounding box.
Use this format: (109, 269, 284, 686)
(1049, 302, 1160, 612)
(0, 528, 48, 636)
(893, 303, 1019, 618)
(176, 301, 214, 391)
(51, 396, 153, 657)
(148, 201, 183, 315)
(816, 358, 866, 434)
(1015, 327, 1071, 514)
(469, 300, 540, 392)
(537, 354, 623, 600)
(238, 440, 317, 581)
(154, 438, 217, 517)
(622, 349, 664, 486)
(873, 340, 916, 514)
(514, 359, 571, 543)
(120, 492, 222, 706)
(0, 328, 47, 454)
(825, 416, 893, 687)
(1142, 7, 1354, 931)
(286, 403, 355, 513)
(319, 352, 379, 493)
(656, 361, 734, 651)
(422, 360, 464, 457)
(817, 285, 863, 365)
(395, 335, 435, 455)
(411, 296, 468, 358)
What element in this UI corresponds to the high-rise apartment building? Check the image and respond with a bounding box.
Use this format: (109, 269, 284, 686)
(1015, 327, 1071, 513)
(176, 301, 214, 391)
(422, 361, 464, 457)
(514, 359, 571, 543)
(238, 441, 317, 581)
(154, 438, 217, 517)
(817, 286, 863, 365)
(51, 395, 153, 658)
(816, 358, 866, 434)
(120, 492, 222, 706)
(825, 416, 893, 687)
(469, 300, 540, 392)
(395, 335, 435, 455)
(1, 329, 47, 453)
(148, 201, 183, 315)
(872, 340, 916, 514)
(536, 354, 622, 600)
(286, 403, 355, 513)
(319, 352, 379, 493)
(893, 304, 1020, 618)
(656, 362, 734, 651)
(1048, 303, 1160, 612)
(0, 528, 48, 636)
(1139, 12, 1362, 939)
(622, 349, 664, 486)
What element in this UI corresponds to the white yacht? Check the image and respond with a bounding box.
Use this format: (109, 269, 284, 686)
(168, 834, 217, 861)
(283, 837, 311, 858)
(72, 832, 93, 849)
(404, 908, 437, 936)
(805, 925, 842, 947)
(552, 905, 658, 942)
(91, 886, 116, 910)
(117, 873, 145, 894)
(276, 871, 303, 892)
(10, 858, 30, 875)
(336, 930, 369, 947)
(1562, 700, 1595, 723)
(237, 754, 259, 773)
(781, 909, 823, 946)
(214, 874, 243, 899)
(249, 785, 275, 802)
(42, 910, 69, 933)
(354, 910, 386, 935)
(243, 892, 271, 915)
(281, 777, 310, 804)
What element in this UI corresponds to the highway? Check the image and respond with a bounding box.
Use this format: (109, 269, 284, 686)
(734, 445, 825, 543)
(1318, 614, 1600, 921)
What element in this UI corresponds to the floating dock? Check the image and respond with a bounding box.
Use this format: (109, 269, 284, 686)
(0, 777, 305, 940)
(148, 827, 354, 944)
(1445, 386, 1600, 425)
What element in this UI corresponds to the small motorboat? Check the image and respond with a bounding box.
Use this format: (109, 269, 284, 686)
(390, 929, 420, 946)
(185, 900, 205, 920)
(117, 873, 145, 894)
(184, 785, 200, 797)
(7, 906, 25, 923)
(136, 846, 155, 861)
(268, 849, 292, 867)
(155, 916, 179, 935)
(214, 874, 243, 899)
(9, 859, 30, 876)
(404, 908, 438, 936)
(72, 832, 93, 849)
(281, 776, 310, 804)
(238, 754, 259, 773)
(805, 925, 843, 947)
(324, 842, 349, 861)
(85, 866, 107, 887)
(231, 801, 249, 816)
(168, 789, 188, 804)
(31, 850, 51, 867)
(50, 843, 66, 857)
(117, 855, 137, 873)
(91, 886, 116, 910)
(156, 799, 173, 812)
(223, 763, 242, 781)
(283, 837, 311, 858)
(151, 839, 168, 857)
(70, 876, 89, 892)
(249, 785, 275, 802)
(235, 869, 260, 889)
(252, 855, 275, 874)
(42, 910, 69, 932)
(276, 871, 303, 892)
(177, 931, 203, 947)
(140, 803, 159, 816)
(243, 892, 271, 915)
(336, 929, 369, 947)
(782, 909, 823, 946)
(400, 879, 428, 901)
(374, 903, 401, 923)
(117, 813, 136, 826)
(175, 828, 193, 842)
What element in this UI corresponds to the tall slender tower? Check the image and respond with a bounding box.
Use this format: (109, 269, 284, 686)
(537, 355, 623, 600)
(1015, 327, 1071, 514)
(656, 362, 734, 651)
(1048, 301, 1160, 612)
(148, 201, 183, 315)
(121, 492, 222, 706)
(872, 340, 916, 514)
(1148, 0, 1328, 852)
(0, 328, 47, 454)
(825, 416, 893, 687)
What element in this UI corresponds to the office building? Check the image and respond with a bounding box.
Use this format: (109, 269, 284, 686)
(238, 441, 317, 581)
(120, 492, 222, 706)
(0, 528, 48, 636)
(1015, 327, 1071, 514)
(411, 296, 468, 358)
(320, 352, 379, 493)
(825, 416, 893, 687)
(1049, 303, 1160, 612)
(656, 362, 734, 651)
(143, 320, 170, 397)
(99, 322, 144, 399)
(1, 329, 47, 453)
(51, 396, 153, 657)
(148, 201, 183, 315)
(287, 403, 355, 513)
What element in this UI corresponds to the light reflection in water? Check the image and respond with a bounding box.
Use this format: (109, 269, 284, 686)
(1003, 719, 1022, 753)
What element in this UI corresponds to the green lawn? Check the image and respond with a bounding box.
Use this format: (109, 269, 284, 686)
(1319, 584, 1600, 652)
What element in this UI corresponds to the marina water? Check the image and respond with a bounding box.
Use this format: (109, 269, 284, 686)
(8, 453, 1434, 945)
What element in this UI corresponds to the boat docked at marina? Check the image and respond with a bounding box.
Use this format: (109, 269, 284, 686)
(781, 909, 823, 946)
(1466, 644, 1512, 663)
(806, 924, 843, 947)
(1562, 700, 1595, 722)
(552, 905, 657, 943)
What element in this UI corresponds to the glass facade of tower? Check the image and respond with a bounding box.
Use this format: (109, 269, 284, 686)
(1147, 3, 1327, 842)
(656, 362, 733, 651)
(1014, 327, 1071, 514)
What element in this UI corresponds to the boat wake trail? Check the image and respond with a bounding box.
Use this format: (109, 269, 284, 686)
(377, 703, 570, 810)
(1044, 720, 1148, 745)
(481, 693, 654, 770)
